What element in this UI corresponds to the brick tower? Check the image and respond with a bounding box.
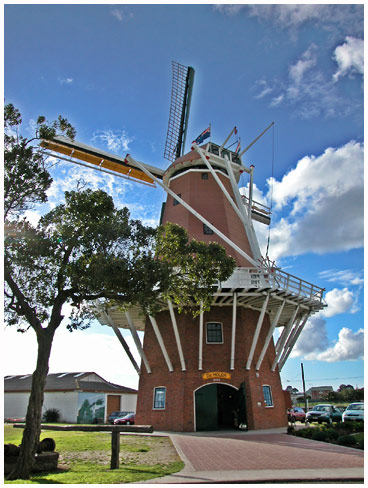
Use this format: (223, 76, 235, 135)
(126, 141, 325, 431)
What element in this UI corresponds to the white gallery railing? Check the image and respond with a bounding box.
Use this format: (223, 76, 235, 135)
(220, 267, 324, 302)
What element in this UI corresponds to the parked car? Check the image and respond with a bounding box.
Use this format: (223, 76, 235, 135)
(287, 407, 306, 423)
(306, 404, 342, 424)
(342, 402, 364, 422)
(108, 411, 133, 424)
(114, 413, 135, 425)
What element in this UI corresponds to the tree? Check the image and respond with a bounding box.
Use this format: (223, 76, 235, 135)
(4, 105, 236, 480)
(4, 103, 75, 219)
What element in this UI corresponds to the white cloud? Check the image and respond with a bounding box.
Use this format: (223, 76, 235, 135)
(318, 269, 364, 287)
(290, 316, 329, 357)
(265, 141, 363, 259)
(304, 327, 364, 362)
(92, 129, 133, 154)
(321, 288, 355, 318)
(58, 77, 74, 85)
(110, 8, 134, 22)
(333, 37, 364, 82)
(288, 45, 317, 87)
(253, 39, 362, 119)
(215, 4, 363, 37)
(270, 94, 284, 107)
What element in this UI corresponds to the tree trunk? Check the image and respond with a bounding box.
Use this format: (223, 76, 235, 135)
(7, 327, 56, 480)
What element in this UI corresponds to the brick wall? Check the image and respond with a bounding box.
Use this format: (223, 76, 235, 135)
(135, 306, 288, 431)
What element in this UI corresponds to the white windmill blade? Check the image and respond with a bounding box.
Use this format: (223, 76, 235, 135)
(41, 135, 164, 187)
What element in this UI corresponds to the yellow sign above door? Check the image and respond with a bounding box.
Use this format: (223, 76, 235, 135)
(202, 372, 231, 380)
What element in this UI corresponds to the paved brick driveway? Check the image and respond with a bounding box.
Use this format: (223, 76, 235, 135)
(171, 432, 364, 472)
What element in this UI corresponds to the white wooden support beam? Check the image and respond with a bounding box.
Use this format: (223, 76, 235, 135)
(271, 306, 299, 371)
(199, 304, 204, 370)
(193, 144, 249, 227)
(276, 318, 302, 369)
(230, 293, 237, 370)
(239, 122, 274, 157)
(278, 311, 311, 371)
(246, 293, 270, 370)
(125, 311, 151, 374)
(219, 126, 237, 151)
(127, 154, 259, 267)
(111, 326, 141, 374)
(148, 315, 174, 372)
(256, 299, 285, 371)
(223, 155, 262, 262)
(168, 300, 186, 371)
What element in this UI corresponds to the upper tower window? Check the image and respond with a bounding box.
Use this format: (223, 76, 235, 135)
(203, 224, 214, 235)
(173, 194, 181, 206)
(201, 173, 208, 180)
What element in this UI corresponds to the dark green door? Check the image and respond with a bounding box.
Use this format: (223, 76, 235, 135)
(195, 384, 218, 431)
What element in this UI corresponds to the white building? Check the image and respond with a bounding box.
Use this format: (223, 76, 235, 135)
(4, 372, 137, 423)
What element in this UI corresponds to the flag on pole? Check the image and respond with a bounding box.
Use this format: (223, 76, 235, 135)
(192, 127, 211, 144)
(235, 140, 241, 154)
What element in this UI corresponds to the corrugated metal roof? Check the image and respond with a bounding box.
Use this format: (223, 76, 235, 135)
(4, 372, 137, 394)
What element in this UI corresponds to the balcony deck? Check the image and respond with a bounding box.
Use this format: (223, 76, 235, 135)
(95, 266, 325, 331)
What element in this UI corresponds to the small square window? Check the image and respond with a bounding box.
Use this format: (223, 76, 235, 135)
(173, 194, 181, 206)
(263, 385, 273, 407)
(203, 224, 214, 235)
(206, 322, 223, 343)
(153, 387, 166, 409)
(201, 173, 208, 180)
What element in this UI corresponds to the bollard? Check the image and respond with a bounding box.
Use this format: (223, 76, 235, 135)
(110, 431, 120, 469)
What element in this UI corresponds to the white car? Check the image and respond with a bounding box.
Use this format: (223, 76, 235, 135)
(342, 402, 364, 422)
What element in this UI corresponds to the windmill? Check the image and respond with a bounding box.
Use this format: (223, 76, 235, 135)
(41, 61, 325, 431)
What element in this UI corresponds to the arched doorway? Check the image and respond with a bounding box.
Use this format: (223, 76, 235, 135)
(194, 382, 247, 431)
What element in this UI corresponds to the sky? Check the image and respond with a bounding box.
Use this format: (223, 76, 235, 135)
(3, 2, 365, 394)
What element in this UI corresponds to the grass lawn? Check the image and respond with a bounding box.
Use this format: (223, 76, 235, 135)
(4, 425, 184, 484)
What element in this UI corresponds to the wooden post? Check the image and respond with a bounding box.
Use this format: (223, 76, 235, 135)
(110, 431, 120, 469)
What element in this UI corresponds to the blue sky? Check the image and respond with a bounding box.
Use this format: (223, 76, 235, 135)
(4, 3, 364, 393)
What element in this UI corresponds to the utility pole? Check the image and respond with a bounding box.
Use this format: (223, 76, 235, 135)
(301, 362, 307, 413)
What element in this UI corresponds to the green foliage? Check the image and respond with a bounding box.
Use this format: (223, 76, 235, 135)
(42, 409, 61, 423)
(357, 433, 364, 450)
(312, 430, 328, 441)
(295, 427, 315, 439)
(4, 103, 75, 219)
(323, 428, 339, 441)
(337, 434, 357, 447)
(156, 223, 236, 315)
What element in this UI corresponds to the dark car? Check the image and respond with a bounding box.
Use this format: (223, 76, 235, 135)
(287, 407, 306, 423)
(306, 404, 342, 424)
(108, 411, 133, 424)
(114, 413, 135, 425)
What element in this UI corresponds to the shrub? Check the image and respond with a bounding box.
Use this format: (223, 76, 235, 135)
(324, 429, 339, 441)
(357, 435, 364, 450)
(312, 430, 329, 442)
(337, 435, 357, 447)
(295, 427, 315, 439)
(42, 408, 61, 423)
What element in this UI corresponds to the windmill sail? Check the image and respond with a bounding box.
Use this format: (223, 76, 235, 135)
(41, 136, 164, 186)
(164, 61, 195, 163)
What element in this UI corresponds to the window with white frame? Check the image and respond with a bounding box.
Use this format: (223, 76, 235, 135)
(206, 322, 223, 343)
(262, 385, 273, 407)
(153, 387, 166, 409)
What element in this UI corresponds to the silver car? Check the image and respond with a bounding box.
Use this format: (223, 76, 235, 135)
(342, 402, 364, 422)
